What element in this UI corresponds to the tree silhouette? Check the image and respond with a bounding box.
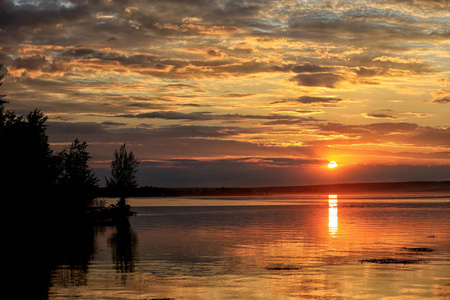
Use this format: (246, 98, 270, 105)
(0, 65, 6, 105)
(1, 105, 55, 202)
(57, 138, 99, 210)
(1, 65, 138, 219)
(0, 65, 63, 223)
(106, 144, 139, 206)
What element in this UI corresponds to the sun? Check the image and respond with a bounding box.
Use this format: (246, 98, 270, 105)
(328, 161, 338, 169)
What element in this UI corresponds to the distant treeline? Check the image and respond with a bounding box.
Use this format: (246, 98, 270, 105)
(98, 181, 450, 198)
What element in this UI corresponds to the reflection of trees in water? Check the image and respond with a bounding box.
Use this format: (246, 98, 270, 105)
(28, 222, 95, 299)
(51, 266, 89, 287)
(36, 220, 137, 299)
(108, 220, 138, 277)
(46, 223, 95, 288)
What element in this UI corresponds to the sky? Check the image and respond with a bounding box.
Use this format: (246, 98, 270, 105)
(0, 0, 449, 187)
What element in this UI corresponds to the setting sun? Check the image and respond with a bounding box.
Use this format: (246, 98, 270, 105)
(328, 161, 338, 169)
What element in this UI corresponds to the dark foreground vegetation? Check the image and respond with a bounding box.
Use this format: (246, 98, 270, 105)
(0, 69, 139, 225)
(1, 68, 141, 300)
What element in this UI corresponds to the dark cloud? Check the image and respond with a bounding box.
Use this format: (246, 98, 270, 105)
(319, 122, 420, 136)
(144, 124, 260, 138)
(430, 96, 450, 104)
(364, 113, 397, 119)
(270, 96, 345, 107)
(316, 121, 450, 148)
(220, 93, 255, 98)
(63, 48, 162, 68)
(411, 126, 450, 147)
(125, 102, 172, 110)
(292, 64, 335, 73)
(207, 50, 221, 57)
(386, 0, 449, 9)
(101, 121, 127, 126)
(47, 120, 264, 142)
(120, 111, 215, 121)
(294, 96, 344, 104)
(12, 55, 48, 70)
(0, 0, 90, 29)
(353, 67, 388, 78)
(47, 121, 108, 137)
(364, 122, 420, 133)
(286, 5, 449, 46)
(119, 111, 318, 124)
(290, 73, 345, 88)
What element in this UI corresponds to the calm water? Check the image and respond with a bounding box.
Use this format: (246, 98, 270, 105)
(45, 195, 450, 299)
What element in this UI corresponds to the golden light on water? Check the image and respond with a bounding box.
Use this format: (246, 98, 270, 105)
(328, 195, 338, 236)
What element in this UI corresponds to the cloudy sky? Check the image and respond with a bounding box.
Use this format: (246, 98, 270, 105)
(1, 0, 449, 187)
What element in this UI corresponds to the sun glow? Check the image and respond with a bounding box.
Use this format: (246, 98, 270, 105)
(328, 161, 338, 168)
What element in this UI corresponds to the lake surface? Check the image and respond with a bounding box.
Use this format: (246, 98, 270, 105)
(45, 195, 450, 299)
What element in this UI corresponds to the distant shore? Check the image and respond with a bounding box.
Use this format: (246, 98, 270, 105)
(98, 180, 450, 198)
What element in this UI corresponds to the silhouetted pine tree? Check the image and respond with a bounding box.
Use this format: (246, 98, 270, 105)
(106, 144, 139, 206)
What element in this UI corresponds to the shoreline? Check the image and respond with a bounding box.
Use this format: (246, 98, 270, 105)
(98, 180, 450, 198)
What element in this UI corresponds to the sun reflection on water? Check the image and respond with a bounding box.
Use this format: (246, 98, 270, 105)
(328, 195, 338, 236)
